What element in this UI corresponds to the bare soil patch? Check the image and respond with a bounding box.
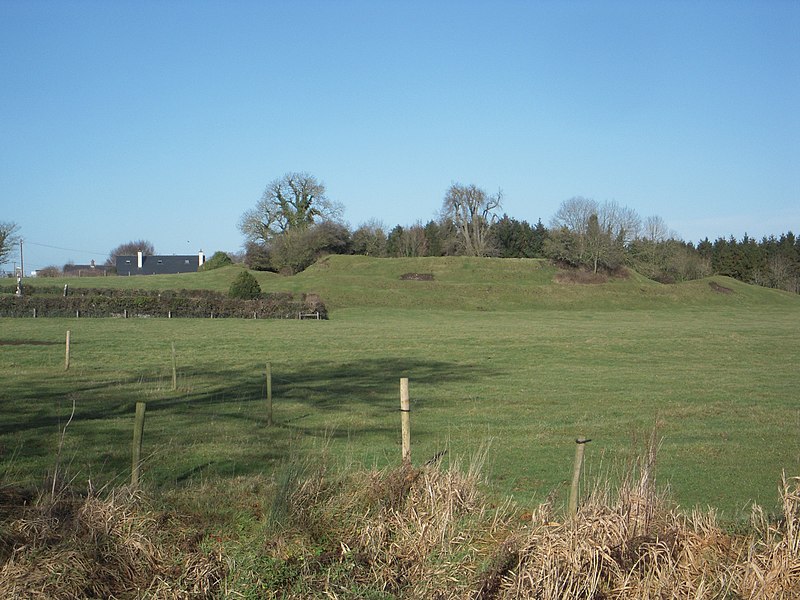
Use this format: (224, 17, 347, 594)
(400, 272, 435, 281)
(709, 281, 734, 294)
(554, 270, 609, 284)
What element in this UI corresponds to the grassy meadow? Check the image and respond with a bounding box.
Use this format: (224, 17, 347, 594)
(2, 257, 798, 518)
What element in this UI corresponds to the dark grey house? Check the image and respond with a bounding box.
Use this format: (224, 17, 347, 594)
(116, 251, 206, 276)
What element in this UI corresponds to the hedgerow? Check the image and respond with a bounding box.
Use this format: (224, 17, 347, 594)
(0, 290, 327, 319)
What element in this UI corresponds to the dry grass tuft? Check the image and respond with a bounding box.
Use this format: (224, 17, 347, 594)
(0, 486, 226, 599)
(738, 474, 800, 599)
(496, 466, 800, 600)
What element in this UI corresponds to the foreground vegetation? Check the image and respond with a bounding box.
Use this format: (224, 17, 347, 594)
(2, 454, 798, 598)
(1, 257, 798, 597)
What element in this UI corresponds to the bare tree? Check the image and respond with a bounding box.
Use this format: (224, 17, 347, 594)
(599, 200, 641, 245)
(551, 198, 641, 245)
(633, 215, 679, 279)
(550, 197, 598, 236)
(239, 172, 343, 245)
(0, 221, 20, 266)
(642, 215, 674, 242)
(441, 183, 502, 256)
(547, 198, 639, 272)
(107, 240, 155, 265)
(585, 214, 624, 273)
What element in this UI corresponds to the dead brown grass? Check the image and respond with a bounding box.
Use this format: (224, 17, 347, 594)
(0, 487, 225, 599)
(254, 447, 799, 600)
(2, 456, 797, 599)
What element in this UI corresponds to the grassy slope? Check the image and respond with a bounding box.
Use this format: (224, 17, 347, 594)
(2, 257, 799, 517)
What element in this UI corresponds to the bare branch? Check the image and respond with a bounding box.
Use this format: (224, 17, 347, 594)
(442, 183, 502, 256)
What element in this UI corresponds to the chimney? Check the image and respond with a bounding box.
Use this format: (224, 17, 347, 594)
(137, 251, 143, 269)
(198, 250, 205, 267)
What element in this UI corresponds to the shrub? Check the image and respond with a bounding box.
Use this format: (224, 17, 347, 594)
(228, 270, 262, 300)
(199, 251, 233, 271)
(35, 265, 62, 277)
(271, 221, 353, 275)
(243, 241, 274, 271)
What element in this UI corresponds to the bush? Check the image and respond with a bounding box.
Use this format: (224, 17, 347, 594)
(228, 271, 262, 300)
(271, 221, 353, 275)
(244, 241, 274, 271)
(199, 251, 233, 271)
(35, 265, 62, 277)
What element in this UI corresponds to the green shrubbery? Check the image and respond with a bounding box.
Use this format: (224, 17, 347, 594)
(228, 270, 262, 300)
(199, 251, 233, 271)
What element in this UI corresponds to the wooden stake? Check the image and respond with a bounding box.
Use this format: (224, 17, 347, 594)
(171, 342, 177, 391)
(131, 402, 146, 487)
(400, 377, 411, 464)
(266, 362, 273, 426)
(569, 437, 591, 515)
(64, 330, 71, 371)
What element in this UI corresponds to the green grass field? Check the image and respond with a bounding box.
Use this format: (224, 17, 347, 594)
(2, 257, 799, 518)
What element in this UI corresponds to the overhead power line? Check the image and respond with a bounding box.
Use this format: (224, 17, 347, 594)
(25, 241, 107, 257)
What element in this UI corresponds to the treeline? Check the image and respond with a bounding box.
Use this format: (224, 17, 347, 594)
(697, 233, 800, 293)
(242, 217, 799, 294)
(237, 173, 798, 293)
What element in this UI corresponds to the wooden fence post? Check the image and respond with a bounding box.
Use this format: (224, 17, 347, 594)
(569, 437, 591, 515)
(265, 362, 273, 426)
(171, 342, 177, 391)
(131, 402, 147, 487)
(64, 330, 71, 371)
(400, 378, 411, 464)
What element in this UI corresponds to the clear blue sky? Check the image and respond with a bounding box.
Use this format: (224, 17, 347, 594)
(2, 0, 798, 274)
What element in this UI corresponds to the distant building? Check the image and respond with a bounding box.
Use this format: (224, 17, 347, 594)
(116, 250, 206, 276)
(63, 259, 112, 277)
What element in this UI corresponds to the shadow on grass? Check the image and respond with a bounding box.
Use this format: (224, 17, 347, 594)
(1, 357, 506, 485)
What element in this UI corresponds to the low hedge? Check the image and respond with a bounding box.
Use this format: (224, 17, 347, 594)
(0, 285, 239, 299)
(0, 292, 328, 319)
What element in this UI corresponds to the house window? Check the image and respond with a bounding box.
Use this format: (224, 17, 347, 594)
(125, 260, 131, 264)
(157, 259, 163, 264)
(184, 259, 190, 264)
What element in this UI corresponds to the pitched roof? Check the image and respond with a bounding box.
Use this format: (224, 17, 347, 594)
(115, 254, 203, 276)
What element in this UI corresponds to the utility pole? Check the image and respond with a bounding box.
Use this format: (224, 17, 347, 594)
(19, 239, 24, 278)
